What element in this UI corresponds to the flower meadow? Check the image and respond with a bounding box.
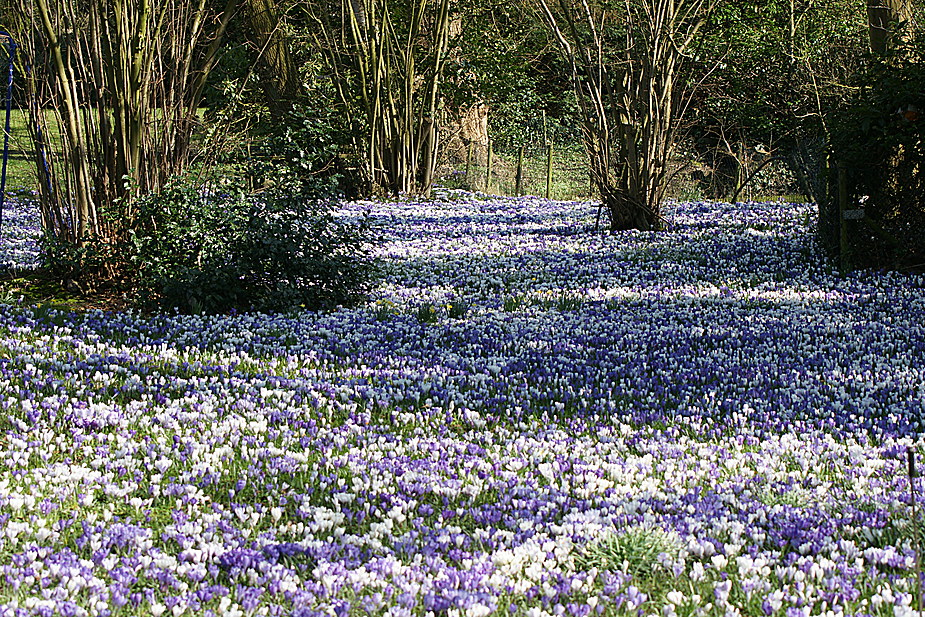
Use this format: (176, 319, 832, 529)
(1, 191, 925, 617)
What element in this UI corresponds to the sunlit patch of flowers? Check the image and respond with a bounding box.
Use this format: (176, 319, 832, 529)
(0, 195, 41, 271)
(1, 190, 925, 616)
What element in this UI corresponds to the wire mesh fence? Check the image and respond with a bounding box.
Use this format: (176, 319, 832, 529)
(434, 139, 808, 204)
(435, 140, 595, 201)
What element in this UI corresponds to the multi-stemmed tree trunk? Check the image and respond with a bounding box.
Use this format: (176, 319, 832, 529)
(537, 0, 713, 231)
(307, 0, 452, 197)
(11, 0, 238, 252)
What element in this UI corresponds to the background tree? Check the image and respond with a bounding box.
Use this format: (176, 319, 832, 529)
(304, 0, 452, 197)
(687, 0, 868, 203)
(820, 0, 923, 269)
(867, 0, 915, 53)
(242, 0, 301, 117)
(439, 1, 579, 165)
(10, 0, 238, 260)
(536, 0, 714, 231)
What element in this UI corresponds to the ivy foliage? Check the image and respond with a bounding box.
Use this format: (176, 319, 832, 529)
(130, 181, 377, 315)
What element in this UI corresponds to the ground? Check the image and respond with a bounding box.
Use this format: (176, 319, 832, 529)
(0, 191, 924, 617)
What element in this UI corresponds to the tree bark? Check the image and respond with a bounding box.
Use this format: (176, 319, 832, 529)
(441, 14, 488, 166)
(309, 0, 450, 197)
(244, 0, 301, 116)
(867, 0, 914, 53)
(34, 0, 95, 242)
(440, 102, 489, 165)
(14, 0, 239, 270)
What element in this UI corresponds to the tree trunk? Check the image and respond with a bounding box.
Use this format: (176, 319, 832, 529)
(310, 0, 450, 197)
(867, 0, 913, 53)
(440, 14, 488, 166)
(35, 0, 96, 242)
(441, 103, 489, 165)
(14, 0, 239, 277)
(600, 183, 657, 231)
(537, 0, 711, 232)
(244, 0, 300, 116)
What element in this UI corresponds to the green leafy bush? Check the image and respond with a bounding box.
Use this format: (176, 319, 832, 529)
(575, 525, 681, 583)
(130, 179, 377, 314)
(126, 91, 377, 315)
(248, 105, 362, 200)
(415, 303, 439, 324)
(41, 234, 121, 290)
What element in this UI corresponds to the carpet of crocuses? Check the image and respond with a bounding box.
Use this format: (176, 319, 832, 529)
(1, 190, 925, 617)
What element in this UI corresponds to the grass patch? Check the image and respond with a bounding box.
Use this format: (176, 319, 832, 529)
(415, 302, 439, 324)
(1, 108, 214, 194)
(437, 143, 595, 201)
(1, 109, 62, 193)
(576, 525, 682, 582)
(503, 291, 586, 312)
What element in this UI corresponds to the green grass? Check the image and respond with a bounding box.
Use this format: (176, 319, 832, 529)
(436, 144, 809, 203)
(0, 273, 80, 308)
(6, 113, 809, 204)
(0, 269, 132, 312)
(0, 108, 216, 194)
(1, 108, 61, 193)
(576, 525, 682, 578)
(503, 290, 587, 312)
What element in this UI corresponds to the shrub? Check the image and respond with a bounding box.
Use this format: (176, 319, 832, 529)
(415, 303, 439, 324)
(246, 97, 363, 200)
(130, 178, 377, 314)
(40, 94, 375, 309)
(41, 234, 122, 291)
(126, 90, 378, 315)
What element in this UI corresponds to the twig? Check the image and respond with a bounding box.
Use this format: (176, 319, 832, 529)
(909, 446, 922, 615)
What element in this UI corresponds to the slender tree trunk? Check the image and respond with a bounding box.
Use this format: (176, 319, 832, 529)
(310, 0, 450, 197)
(538, 0, 711, 231)
(13, 0, 240, 278)
(35, 0, 95, 242)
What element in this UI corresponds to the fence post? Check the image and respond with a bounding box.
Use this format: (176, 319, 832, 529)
(837, 161, 849, 271)
(0, 31, 16, 230)
(485, 139, 493, 193)
(545, 143, 553, 199)
(515, 145, 524, 196)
